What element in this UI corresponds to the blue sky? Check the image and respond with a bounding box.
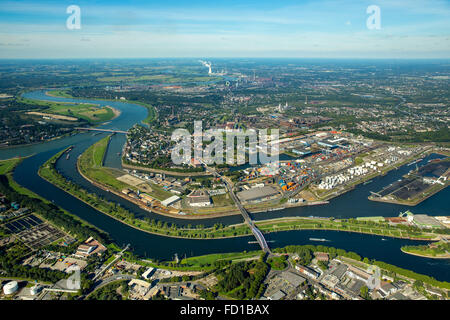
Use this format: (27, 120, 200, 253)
(0, 0, 449, 58)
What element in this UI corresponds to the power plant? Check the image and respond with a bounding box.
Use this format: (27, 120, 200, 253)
(199, 60, 227, 76)
(199, 60, 212, 74)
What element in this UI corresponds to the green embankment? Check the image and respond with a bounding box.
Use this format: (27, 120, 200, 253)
(255, 217, 439, 241)
(402, 241, 450, 259)
(0, 157, 49, 200)
(78, 136, 131, 192)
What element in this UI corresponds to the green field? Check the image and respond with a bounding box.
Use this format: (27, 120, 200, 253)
(180, 251, 262, 269)
(0, 158, 22, 175)
(44, 102, 115, 123)
(78, 136, 131, 192)
(211, 193, 234, 207)
(402, 241, 450, 258)
(46, 90, 74, 98)
(20, 97, 116, 124)
(96, 74, 222, 84)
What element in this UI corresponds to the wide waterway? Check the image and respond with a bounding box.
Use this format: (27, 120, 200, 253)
(1, 90, 449, 281)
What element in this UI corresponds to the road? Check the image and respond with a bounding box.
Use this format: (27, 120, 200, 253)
(93, 244, 130, 281)
(84, 273, 135, 299)
(75, 127, 128, 134)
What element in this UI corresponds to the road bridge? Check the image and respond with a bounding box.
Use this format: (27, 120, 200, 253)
(75, 127, 129, 134)
(200, 160, 270, 253)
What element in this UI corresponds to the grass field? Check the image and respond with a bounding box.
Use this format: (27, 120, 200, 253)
(211, 193, 234, 207)
(46, 90, 74, 98)
(78, 136, 131, 191)
(255, 217, 437, 240)
(96, 74, 222, 84)
(45, 102, 115, 123)
(0, 158, 22, 175)
(20, 97, 116, 124)
(180, 251, 262, 268)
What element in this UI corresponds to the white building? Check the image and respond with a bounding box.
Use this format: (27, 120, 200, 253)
(161, 195, 181, 207)
(3, 281, 18, 295)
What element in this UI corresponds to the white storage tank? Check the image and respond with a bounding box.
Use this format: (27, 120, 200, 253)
(30, 285, 40, 296)
(3, 280, 18, 295)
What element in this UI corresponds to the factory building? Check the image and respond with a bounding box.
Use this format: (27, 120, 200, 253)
(237, 186, 279, 204)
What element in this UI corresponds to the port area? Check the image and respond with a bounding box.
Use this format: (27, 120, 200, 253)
(70, 130, 447, 219)
(302, 145, 436, 203)
(368, 157, 450, 206)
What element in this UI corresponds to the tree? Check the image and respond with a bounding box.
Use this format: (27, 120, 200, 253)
(360, 285, 369, 299)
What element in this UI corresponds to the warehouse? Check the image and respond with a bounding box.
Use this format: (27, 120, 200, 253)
(237, 186, 279, 203)
(187, 190, 211, 207)
(161, 195, 181, 207)
(412, 214, 443, 229)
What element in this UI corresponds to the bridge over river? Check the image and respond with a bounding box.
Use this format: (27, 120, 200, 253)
(75, 127, 129, 134)
(200, 160, 271, 253)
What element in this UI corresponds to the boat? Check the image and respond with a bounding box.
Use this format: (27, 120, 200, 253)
(407, 158, 422, 166)
(309, 238, 329, 242)
(248, 240, 275, 244)
(363, 180, 373, 185)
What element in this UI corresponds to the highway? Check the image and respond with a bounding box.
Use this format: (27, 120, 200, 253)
(200, 160, 271, 253)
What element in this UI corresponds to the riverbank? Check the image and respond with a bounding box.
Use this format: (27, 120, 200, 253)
(254, 216, 444, 241)
(401, 248, 450, 259)
(401, 241, 450, 259)
(0, 131, 78, 150)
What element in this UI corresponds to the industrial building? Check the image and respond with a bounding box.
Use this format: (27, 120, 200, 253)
(237, 185, 279, 203)
(412, 214, 443, 229)
(161, 195, 181, 207)
(187, 190, 211, 207)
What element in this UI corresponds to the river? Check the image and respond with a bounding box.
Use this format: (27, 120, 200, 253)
(1, 90, 448, 281)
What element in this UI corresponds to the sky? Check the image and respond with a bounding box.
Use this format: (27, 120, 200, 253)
(0, 0, 449, 59)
